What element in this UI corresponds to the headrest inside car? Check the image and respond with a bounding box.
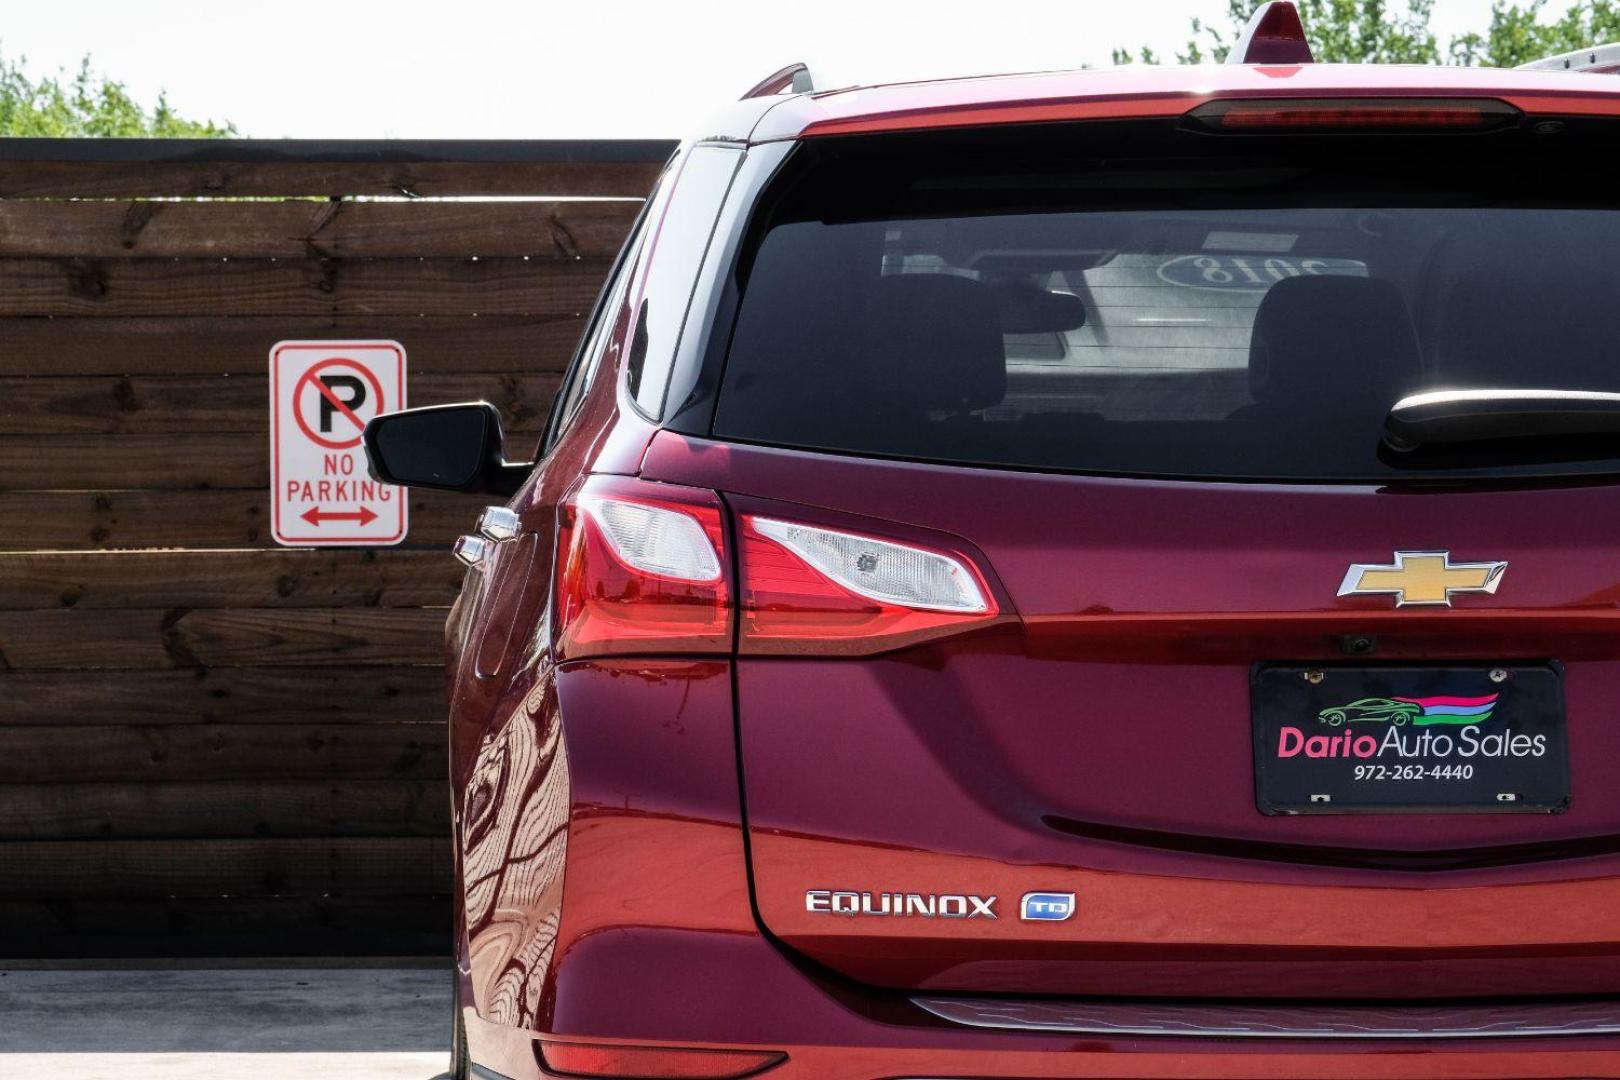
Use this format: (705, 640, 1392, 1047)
(1247, 275, 1422, 416)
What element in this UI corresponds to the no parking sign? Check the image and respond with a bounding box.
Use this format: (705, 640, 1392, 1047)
(269, 341, 407, 546)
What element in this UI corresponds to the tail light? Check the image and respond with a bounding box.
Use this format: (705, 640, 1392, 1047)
(540, 1038, 785, 1078)
(737, 514, 999, 655)
(553, 478, 1004, 659)
(1186, 97, 1521, 133)
(554, 476, 731, 661)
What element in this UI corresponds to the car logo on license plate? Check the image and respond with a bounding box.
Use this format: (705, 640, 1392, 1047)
(1019, 892, 1075, 921)
(1338, 551, 1507, 607)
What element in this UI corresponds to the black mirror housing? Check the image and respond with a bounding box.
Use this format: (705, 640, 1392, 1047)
(988, 278, 1088, 334)
(363, 402, 530, 496)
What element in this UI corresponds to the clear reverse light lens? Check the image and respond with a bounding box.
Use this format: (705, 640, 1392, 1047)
(751, 517, 988, 613)
(580, 496, 722, 582)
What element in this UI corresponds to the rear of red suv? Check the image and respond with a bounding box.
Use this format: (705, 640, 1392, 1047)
(366, 18, 1620, 1079)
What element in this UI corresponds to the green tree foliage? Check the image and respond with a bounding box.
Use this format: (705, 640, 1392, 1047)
(1114, 0, 1620, 68)
(0, 52, 234, 137)
(1452, 1, 1620, 67)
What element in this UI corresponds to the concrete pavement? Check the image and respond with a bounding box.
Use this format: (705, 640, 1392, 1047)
(0, 963, 451, 1079)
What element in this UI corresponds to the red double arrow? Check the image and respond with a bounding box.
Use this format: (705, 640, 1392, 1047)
(301, 505, 378, 527)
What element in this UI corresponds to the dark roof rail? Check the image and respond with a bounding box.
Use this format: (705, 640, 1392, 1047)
(1517, 42, 1620, 73)
(742, 63, 815, 100)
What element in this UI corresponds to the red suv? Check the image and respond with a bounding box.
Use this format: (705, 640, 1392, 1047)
(365, 6, 1620, 1076)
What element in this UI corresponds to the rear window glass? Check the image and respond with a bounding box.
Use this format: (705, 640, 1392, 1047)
(711, 121, 1620, 481)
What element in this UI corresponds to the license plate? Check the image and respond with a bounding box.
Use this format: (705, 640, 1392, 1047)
(1252, 663, 1570, 815)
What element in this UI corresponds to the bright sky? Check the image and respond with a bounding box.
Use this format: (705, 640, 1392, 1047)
(0, 0, 1582, 139)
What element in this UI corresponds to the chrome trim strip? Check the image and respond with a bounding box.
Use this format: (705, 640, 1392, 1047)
(914, 995, 1620, 1040)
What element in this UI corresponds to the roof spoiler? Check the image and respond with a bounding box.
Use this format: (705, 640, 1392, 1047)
(1226, 1, 1315, 65)
(742, 63, 815, 100)
(1517, 42, 1620, 73)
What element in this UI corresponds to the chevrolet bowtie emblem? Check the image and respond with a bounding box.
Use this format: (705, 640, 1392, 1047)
(1338, 551, 1508, 607)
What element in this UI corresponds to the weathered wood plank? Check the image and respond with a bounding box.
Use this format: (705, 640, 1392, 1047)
(0, 433, 267, 489)
(0, 489, 488, 549)
(0, 550, 464, 610)
(0, 158, 665, 198)
(0, 666, 445, 726)
(0, 836, 450, 896)
(0, 199, 640, 258)
(0, 896, 448, 957)
(0, 256, 611, 317)
(0, 780, 449, 840)
(0, 314, 587, 376)
(0, 372, 558, 436)
(0, 608, 448, 670)
(0, 725, 443, 783)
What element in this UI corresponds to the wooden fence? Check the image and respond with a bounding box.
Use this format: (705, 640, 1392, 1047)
(0, 139, 668, 957)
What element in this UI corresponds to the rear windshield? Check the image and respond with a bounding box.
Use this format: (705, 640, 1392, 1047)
(710, 119, 1620, 481)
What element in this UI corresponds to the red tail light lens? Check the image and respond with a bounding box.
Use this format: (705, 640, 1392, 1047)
(540, 1038, 785, 1078)
(554, 477, 732, 661)
(1187, 97, 1521, 132)
(553, 481, 1004, 658)
(737, 514, 999, 655)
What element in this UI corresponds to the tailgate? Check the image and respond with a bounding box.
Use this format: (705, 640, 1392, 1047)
(650, 434, 1620, 999)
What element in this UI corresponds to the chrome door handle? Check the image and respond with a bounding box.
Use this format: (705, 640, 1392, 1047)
(477, 506, 520, 542)
(453, 535, 490, 569)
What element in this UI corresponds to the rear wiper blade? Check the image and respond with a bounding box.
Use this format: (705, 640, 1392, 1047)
(1384, 388, 1620, 451)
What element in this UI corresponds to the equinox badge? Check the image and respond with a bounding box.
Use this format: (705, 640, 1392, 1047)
(805, 890, 997, 919)
(1338, 551, 1507, 607)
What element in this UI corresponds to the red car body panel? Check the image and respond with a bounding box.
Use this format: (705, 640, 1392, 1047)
(424, 51, 1620, 1080)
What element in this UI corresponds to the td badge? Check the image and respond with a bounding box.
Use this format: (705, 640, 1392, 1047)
(1020, 892, 1076, 922)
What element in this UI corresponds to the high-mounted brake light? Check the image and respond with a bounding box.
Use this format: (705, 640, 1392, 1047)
(540, 1038, 785, 1078)
(554, 477, 731, 661)
(1187, 97, 1521, 133)
(738, 515, 1000, 655)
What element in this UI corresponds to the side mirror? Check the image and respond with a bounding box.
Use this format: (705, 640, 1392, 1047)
(363, 402, 531, 496)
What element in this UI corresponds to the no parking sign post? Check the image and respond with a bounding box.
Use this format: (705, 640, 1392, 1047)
(269, 340, 408, 546)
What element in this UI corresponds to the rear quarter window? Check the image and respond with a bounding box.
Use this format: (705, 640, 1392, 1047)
(625, 144, 742, 419)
